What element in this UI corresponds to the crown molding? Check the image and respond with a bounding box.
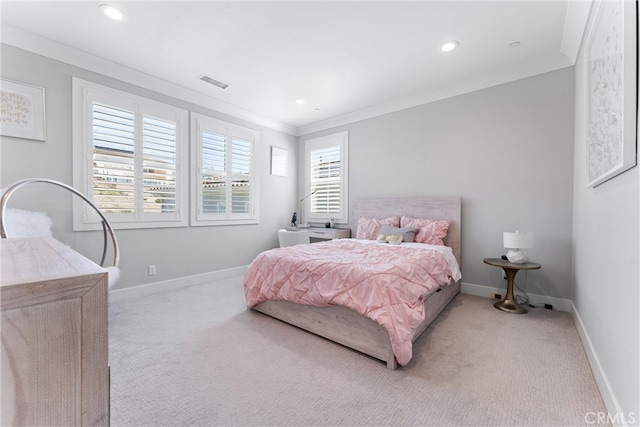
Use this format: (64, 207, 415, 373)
(560, 0, 592, 64)
(3, 17, 585, 139)
(1, 24, 297, 136)
(297, 53, 574, 137)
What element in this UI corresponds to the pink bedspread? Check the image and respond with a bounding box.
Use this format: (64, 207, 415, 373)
(243, 239, 454, 366)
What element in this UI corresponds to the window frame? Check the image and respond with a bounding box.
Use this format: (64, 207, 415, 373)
(303, 131, 349, 225)
(72, 77, 189, 231)
(190, 112, 259, 226)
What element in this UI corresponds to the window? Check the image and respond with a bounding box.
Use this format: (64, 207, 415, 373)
(72, 78, 188, 230)
(304, 131, 348, 224)
(191, 113, 259, 226)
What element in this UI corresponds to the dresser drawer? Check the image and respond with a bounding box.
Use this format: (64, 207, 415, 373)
(308, 229, 332, 239)
(306, 228, 351, 240)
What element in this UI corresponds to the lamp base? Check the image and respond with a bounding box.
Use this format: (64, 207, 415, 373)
(506, 249, 529, 264)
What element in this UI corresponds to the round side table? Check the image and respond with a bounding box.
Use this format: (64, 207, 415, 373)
(483, 258, 541, 314)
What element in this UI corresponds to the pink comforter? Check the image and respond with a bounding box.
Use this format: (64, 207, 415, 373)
(243, 239, 454, 366)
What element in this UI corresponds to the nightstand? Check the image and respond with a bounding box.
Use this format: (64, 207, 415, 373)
(483, 258, 541, 314)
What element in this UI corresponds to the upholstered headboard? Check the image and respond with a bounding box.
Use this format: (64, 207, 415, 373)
(351, 197, 462, 266)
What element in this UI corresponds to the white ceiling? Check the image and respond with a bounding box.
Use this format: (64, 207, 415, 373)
(0, 1, 590, 135)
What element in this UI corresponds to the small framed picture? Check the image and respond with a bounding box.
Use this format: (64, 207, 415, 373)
(1, 79, 46, 141)
(271, 146, 287, 176)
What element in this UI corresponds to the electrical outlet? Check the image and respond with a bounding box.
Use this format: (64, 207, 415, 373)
(492, 293, 502, 300)
(148, 265, 156, 276)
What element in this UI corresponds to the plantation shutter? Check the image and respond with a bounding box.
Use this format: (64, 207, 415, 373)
(201, 130, 227, 213)
(92, 104, 180, 216)
(142, 115, 178, 214)
(92, 103, 135, 214)
(310, 144, 341, 214)
(191, 113, 259, 226)
(191, 113, 258, 225)
(74, 77, 188, 230)
(231, 137, 252, 214)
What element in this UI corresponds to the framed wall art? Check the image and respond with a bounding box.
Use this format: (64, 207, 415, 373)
(271, 146, 287, 177)
(1, 79, 46, 141)
(584, 0, 638, 187)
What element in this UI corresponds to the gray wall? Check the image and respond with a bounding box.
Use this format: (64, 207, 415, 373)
(571, 20, 639, 418)
(300, 67, 576, 299)
(1, 45, 577, 300)
(1, 45, 298, 289)
(4, 32, 636, 420)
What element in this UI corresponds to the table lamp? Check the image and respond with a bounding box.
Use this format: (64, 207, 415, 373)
(298, 190, 316, 228)
(503, 231, 533, 264)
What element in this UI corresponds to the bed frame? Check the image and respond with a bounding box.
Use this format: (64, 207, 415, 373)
(252, 197, 462, 369)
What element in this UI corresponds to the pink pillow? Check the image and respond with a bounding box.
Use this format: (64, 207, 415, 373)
(356, 216, 400, 240)
(400, 216, 450, 245)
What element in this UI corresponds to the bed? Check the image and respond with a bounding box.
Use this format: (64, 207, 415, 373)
(244, 197, 461, 369)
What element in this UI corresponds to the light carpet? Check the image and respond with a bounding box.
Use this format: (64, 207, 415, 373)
(109, 277, 606, 426)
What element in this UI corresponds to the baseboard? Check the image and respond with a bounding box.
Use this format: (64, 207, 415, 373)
(571, 302, 627, 426)
(460, 282, 573, 312)
(108, 265, 248, 303)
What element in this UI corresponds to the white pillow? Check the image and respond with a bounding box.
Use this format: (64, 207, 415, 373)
(378, 225, 418, 243)
(376, 233, 403, 245)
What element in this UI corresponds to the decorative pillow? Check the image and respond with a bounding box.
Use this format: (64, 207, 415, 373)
(400, 216, 450, 245)
(356, 216, 400, 240)
(377, 233, 403, 245)
(378, 225, 418, 243)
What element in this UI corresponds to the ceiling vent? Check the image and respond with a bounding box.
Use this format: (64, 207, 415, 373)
(198, 74, 229, 90)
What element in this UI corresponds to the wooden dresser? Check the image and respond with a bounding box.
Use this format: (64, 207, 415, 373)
(1, 237, 109, 426)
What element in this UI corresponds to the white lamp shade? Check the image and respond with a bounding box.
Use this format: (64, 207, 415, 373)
(503, 231, 533, 249)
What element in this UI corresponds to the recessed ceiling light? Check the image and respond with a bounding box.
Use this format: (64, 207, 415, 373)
(295, 99, 306, 105)
(509, 41, 521, 48)
(100, 4, 126, 22)
(440, 41, 459, 52)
